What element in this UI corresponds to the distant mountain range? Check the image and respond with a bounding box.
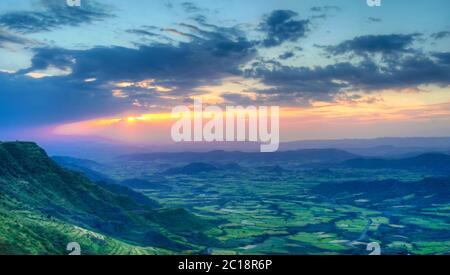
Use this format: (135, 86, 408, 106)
(121, 148, 450, 175)
(282, 137, 450, 149)
(121, 149, 356, 164)
(37, 137, 450, 160)
(161, 162, 248, 175)
(55, 149, 450, 182)
(281, 137, 450, 157)
(341, 153, 450, 174)
(162, 163, 219, 175)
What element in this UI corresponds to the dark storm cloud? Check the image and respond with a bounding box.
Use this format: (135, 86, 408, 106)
(0, 0, 113, 33)
(20, 23, 257, 95)
(0, 16, 261, 128)
(35, 44, 251, 86)
(326, 34, 419, 57)
(247, 61, 349, 99)
(21, 47, 75, 72)
(433, 52, 450, 64)
(431, 31, 450, 40)
(247, 51, 450, 104)
(260, 10, 310, 47)
(0, 72, 131, 128)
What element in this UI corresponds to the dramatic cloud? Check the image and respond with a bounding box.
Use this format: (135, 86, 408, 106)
(1, 1, 448, 129)
(326, 34, 419, 57)
(12, 28, 245, 126)
(11, 13, 449, 112)
(247, 51, 450, 104)
(0, 72, 130, 128)
(18, 22, 257, 101)
(0, 14, 263, 128)
(0, 0, 113, 33)
(433, 52, 450, 64)
(260, 10, 309, 47)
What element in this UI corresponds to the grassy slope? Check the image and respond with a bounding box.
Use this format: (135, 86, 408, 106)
(0, 142, 217, 254)
(0, 194, 172, 255)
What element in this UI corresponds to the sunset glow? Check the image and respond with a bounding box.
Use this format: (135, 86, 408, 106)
(1, 0, 449, 145)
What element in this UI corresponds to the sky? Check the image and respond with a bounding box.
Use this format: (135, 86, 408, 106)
(0, 0, 449, 145)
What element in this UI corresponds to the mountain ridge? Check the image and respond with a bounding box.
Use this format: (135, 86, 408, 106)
(341, 153, 450, 173)
(121, 148, 357, 163)
(0, 141, 218, 254)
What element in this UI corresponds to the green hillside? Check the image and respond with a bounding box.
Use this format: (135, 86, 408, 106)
(0, 142, 217, 255)
(0, 197, 171, 255)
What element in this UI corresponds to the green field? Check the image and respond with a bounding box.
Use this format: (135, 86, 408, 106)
(92, 158, 450, 255)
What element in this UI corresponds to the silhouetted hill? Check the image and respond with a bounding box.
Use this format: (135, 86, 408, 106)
(41, 137, 450, 159)
(122, 149, 356, 164)
(163, 163, 219, 175)
(341, 145, 450, 158)
(279, 137, 450, 158)
(342, 153, 450, 173)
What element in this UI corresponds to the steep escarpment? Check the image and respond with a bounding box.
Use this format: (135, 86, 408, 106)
(0, 142, 218, 254)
